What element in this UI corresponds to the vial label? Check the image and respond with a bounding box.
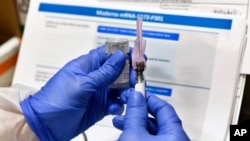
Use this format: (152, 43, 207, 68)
(105, 38, 130, 88)
(110, 59, 130, 88)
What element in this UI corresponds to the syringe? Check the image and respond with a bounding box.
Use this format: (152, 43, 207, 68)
(132, 18, 146, 96)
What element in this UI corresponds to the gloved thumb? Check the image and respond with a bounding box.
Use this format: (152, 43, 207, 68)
(123, 90, 148, 131)
(87, 50, 127, 89)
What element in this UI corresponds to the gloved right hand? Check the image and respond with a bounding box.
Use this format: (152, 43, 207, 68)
(113, 90, 190, 141)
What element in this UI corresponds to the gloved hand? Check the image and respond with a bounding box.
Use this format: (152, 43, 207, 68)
(20, 46, 132, 141)
(113, 89, 190, 141)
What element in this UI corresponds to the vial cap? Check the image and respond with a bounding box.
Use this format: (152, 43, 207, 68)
(105, 38, 129, 54)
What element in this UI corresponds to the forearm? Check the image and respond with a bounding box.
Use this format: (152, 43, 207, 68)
(0, 85, 38, 141)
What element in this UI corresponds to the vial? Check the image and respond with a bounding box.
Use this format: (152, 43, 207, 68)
(105, 38, 130, 88)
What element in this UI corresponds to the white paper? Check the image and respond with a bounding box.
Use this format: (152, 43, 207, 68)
(98, 0, 249, 15)
(241, 8, 250, 74)
(99, 0, 250, 75)
(99, 0, 248, 4)
(13, 0, 247, 141)
(16, 0, 250, 75)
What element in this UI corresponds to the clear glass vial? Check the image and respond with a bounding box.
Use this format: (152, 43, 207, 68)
(105, 38, 130, 88)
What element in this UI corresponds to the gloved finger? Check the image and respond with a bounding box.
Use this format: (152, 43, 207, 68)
(147, 117, 158, 135)
(86, 50, 127, 89)
(129, 68, 136, 87)
(109, 88, 129, 100)
(119, 87, 148, 104)
(88, 46, 107, 64)
(112, 115, 124, 130)
(113, 115, 158, 135)
(123, 90, 148, 131)
(128, 48, 135, 87)
(146, 93, 182, 135)
(73, 46, 108, 72)
(119, 88, 134, 104)
(108, 98, 124, 115)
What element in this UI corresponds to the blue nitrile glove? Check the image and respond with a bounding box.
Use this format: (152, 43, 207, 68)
(113, 89, 190, 141)
(20, 46, 133, 141)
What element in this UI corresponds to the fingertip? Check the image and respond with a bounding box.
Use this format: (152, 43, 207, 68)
(104, 49, 127, 75)
(120, 88, 135, 103)
(108, 99, 124, 115)
(87, 49, 127, 88)
(123, 90, 148, 130)
(129, 69, 136, 87)
(146, 94, 181, 126)
(109, 50, 127, 65)
(120, 88, 146, 105)
(89, 46, 107, 62)
(127, 91, 146, 107)
(112, 115, 125, 130)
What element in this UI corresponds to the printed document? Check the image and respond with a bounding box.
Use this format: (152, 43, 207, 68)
(98, 0, 250, 74)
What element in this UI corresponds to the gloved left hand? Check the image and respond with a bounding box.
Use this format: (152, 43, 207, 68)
(20, 46, 130, 141)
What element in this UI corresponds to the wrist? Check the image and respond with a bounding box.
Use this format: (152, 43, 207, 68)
(21, 96, 55, 141)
